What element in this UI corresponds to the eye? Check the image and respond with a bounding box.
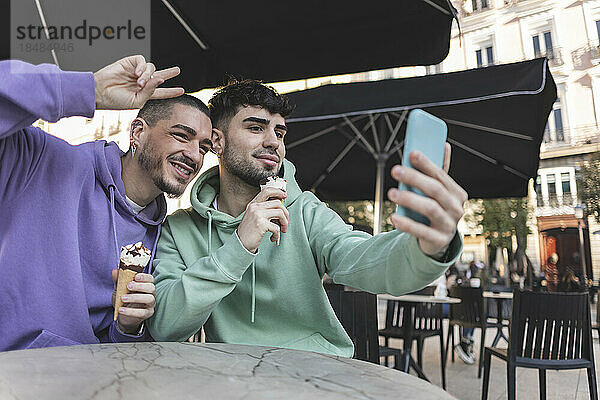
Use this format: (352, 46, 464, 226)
(249, 125, 263, 133)
(275, 131, 285, 139)
(172, 132, 188, 141)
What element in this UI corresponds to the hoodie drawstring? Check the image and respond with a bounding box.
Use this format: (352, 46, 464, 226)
(207, 210, 213, 255)
(108, 185, 119, 266)
(251, 261, 256, 323)
(148, 224, 161, 274)
(207, 210, 255, 323)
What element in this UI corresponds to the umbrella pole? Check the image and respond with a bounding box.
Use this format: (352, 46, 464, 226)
(373, 157, 386, 235)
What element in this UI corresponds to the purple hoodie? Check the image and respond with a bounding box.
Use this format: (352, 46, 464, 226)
(0, 60, 167, 351)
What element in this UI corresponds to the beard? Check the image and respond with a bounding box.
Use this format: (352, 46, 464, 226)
(221, 142, 281, 187)
(137, 141, 194, 199)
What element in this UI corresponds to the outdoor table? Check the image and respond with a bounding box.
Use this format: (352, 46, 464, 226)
(378, 294, 461, 382)
(483, 291, 513, 346)
(0, 342, 457, 400)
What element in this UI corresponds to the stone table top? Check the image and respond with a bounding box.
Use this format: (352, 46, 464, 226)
(0, 342, 456, 400)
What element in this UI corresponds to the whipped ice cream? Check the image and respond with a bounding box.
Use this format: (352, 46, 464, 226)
(119, 242, 151, 273)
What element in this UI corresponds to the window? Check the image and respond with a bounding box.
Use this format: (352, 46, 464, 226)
(545, 97, 565, 143)
(486, 46, 494, 65)
(475, 46, 494, 68)
(561, 173, 571, 195)
(547, 174, 558, 206)
(554, 108, 564, 140)
(596, 20, 600, 42)
(544, 122, 551, 143)
(471, 0, 489, 11)
(547, 174, 556, 195)
(533, 35, 540, 56)
(544, 32, 553, 52)
(536, 176, 544, 207)
(532, 31, 554, 58)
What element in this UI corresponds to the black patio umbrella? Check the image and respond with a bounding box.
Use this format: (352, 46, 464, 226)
(283, 58, 557, 233)
(150, 0, 458, 91)
(0, 1, 457, 92)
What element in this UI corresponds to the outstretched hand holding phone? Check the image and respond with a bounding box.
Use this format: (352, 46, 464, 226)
(388, 110, 468, 257)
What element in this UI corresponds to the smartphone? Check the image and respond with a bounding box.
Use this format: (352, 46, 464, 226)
(396, 109, 447, 226)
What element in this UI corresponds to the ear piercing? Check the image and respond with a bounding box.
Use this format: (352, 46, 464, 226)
(131, 121, 142, 159)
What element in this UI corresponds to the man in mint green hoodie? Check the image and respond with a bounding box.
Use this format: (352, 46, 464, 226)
(148, 80, 468, 357)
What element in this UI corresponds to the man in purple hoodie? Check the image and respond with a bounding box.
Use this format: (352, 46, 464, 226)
(0, 55, 212, 351)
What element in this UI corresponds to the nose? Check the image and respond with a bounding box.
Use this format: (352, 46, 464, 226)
(182, 143, 202, 166)
(263, 129, 279, 150)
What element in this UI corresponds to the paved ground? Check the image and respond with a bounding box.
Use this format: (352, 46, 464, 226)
(377, 300, 599, 400)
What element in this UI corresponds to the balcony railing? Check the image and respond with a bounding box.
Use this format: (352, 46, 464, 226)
(540, 126, 600, 153)
(453, 0, 493, 17)
(534, 193, 578, 217)
(572, 43, 600, 68)
(535, 48, 563, 67)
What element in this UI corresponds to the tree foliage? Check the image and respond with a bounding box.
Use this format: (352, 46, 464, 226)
(328, 200, 396, 233)
(578, 152, 600, 223)
(468, 197, 533, 277)
(472, 198, 531, 250)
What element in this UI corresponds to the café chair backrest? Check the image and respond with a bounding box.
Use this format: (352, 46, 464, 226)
(509, 290, 593, 363)
(384, 286, 438, 331)
(324, 284, 379, 364)
(448, 286, 486, 327)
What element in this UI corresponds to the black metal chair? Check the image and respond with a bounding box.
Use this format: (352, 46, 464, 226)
(595, 290, 600, 339)
(481, 291, 598, 400)
(378, 286, 447, 389)
(324, 284, 380, 363)
(446, 286, 488, 378)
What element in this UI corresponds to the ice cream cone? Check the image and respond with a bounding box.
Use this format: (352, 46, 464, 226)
(114, 268, 137, 320)
(113, 241, 151, 321)
(259, 176, 287, 246)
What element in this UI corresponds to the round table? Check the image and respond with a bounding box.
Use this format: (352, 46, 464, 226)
(377, 294, 461, 383)
(0, 342, 456, 400)
(483, 291, 513, 346)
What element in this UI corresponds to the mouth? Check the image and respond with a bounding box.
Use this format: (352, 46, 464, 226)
(255, 154, 279, 167)
(169, 160, 195, 179)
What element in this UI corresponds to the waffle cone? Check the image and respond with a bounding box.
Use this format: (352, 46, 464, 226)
(113, 269, 138, 320)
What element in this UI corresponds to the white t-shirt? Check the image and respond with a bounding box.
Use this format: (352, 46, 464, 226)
(126, 196, 144, 214)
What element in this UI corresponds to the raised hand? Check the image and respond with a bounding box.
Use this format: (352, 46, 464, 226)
(94, 55, 184, 110)
(236, 187, 289, 253)
(388, 143, 468, 256)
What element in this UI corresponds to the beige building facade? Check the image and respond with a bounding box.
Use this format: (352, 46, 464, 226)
(445, 0, 600, 282)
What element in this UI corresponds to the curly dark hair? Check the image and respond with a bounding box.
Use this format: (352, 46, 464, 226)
(208, 79, 295, 132)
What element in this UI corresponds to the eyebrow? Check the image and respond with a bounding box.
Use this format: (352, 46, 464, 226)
(170, 124, 196, 136)
(243, 117, 288, 132)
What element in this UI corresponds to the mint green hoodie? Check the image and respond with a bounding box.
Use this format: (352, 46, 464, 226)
(148, 159, 462, 357)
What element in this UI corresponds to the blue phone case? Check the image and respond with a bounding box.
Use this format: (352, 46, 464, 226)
(396, 109, 447, 226)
